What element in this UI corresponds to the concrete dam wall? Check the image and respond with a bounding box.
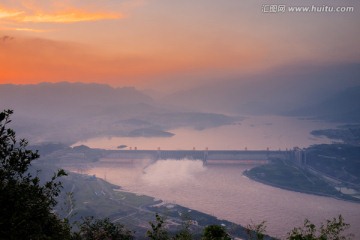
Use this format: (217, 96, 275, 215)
(102, 150, 291, 164)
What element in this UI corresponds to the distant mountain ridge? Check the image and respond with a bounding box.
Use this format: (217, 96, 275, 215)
(162, 62, 360, 115)
(0, 82, 152, 115)
(289, 85, 360, 122)
(2, 71, 359, 144)
(0, 82, 237, 144)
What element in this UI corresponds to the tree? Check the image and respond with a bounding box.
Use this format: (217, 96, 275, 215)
(246, 221, 267, 240)
(0, 109, 71, 239)
(147, 213, 170, 240)
(173, 213, 193, 240)
(202, 225, 231, 240)
(287, 215, 353, 240)
(75, 217, 134, 240)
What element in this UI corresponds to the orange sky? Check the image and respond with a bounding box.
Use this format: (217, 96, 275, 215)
(1, 0, 359, 90)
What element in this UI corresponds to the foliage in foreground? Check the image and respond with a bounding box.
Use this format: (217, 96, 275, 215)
(145, 211, 352, 240)
(0, 109, 71, 239)
(246, 221, 267, 240)
(287, 215, 353, 240)
(74, 217, 134, 240)
(0, 109, 355, 240)
(147, 213, 170, 240)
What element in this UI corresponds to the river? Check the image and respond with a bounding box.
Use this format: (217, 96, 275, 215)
(74, 115, 337, 150)
(84, 160, 360, 239)
(74, 116, 359, 238)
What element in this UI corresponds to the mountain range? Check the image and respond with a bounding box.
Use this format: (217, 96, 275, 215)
(1, 62, 359, 144)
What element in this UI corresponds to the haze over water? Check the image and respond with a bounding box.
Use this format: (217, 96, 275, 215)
(85, 161, 360, 239)
(74, 116, 337, 150)
(1, 0, 359, 239)
(74, 116, 360, 238)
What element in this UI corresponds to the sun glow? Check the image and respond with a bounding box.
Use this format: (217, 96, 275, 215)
(19, 10, 122, 23)
(0, 6, 122, 23)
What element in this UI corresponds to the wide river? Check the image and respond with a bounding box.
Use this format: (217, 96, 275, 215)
(75, 115, 337, 150)
(75, 116, 360, 238)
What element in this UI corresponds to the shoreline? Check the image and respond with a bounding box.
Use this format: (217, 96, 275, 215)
(243, 170, 360, 204)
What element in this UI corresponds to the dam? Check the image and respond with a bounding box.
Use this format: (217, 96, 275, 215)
(102, 149, 293, 164)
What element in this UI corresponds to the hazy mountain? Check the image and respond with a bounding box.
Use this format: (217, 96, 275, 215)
(3, 61, 359, 144)
(0, 82, 237, 144)
(289, 86, 360, 122)
(0, 82, 152, 116)
(162, 62, 360, 115)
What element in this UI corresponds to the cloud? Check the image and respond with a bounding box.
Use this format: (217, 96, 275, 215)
(0, 8, 23, 18)
(16, 10, 121, 23)
(0, 26, 51, 32)
(0, 5, 122, 23)
(14, 27, 50, 32)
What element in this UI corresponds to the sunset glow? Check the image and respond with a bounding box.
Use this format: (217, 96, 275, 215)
(0, 8, 121, 23)
(1, 2, 360, 237)
(0, 0, 359, 89)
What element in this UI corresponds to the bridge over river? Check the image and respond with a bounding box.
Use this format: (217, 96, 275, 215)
(102, 149, 294, 165)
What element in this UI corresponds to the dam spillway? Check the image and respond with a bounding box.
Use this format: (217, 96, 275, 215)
(102, 149, 291, 164)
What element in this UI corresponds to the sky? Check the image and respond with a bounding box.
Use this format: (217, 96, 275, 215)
(0, 0, 359, 91)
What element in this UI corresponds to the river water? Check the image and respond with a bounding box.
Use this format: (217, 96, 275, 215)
(74, 116, 360, 238)
(74, 115, 337, 150)
(85, 160, 360, 239)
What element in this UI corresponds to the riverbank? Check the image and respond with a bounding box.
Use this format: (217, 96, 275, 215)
(244, 160, 360, 203)
(54, 166, 253, 239)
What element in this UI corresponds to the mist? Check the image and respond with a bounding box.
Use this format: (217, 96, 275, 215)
(2, 1, 360, 239)
(162, 62, 360, 115)
(142, 159, 206, 186)
(2, 61, 360, 146)
(85, 159, 360, 238)
(0, 82, 237, 144)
